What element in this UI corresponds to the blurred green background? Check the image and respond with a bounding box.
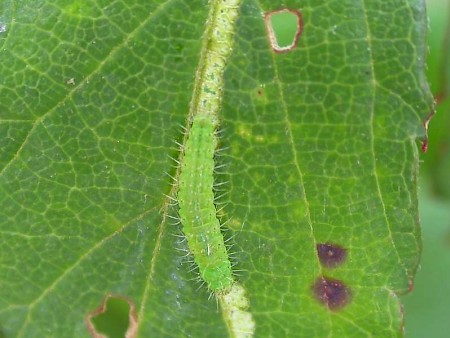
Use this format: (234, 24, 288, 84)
(401, 0, 450, 337)
(91, 2, 450, 337)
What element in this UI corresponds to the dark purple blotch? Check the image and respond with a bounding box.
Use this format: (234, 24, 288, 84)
(312, 276, 351, 311)
(316, 243, 347, 268)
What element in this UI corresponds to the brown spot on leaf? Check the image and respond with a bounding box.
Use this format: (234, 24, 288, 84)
(408, 279, 414, 292)
(421, 102, 437, 153)
(312, 276, 352, 311)
(316, 243, 347, 268)
(86, 294, 138, 338)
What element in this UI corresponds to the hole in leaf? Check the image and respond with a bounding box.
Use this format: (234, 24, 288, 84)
(316, 243, 347, 268)
(86, 295, 138, 338)
(265, 9, 303, 53)
(312, 276, 352, 311)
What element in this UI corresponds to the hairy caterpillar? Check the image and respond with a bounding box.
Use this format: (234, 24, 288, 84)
(177, 116, 233, 292)
(174, 2, 255, 334)
(176, 0, 240, 293)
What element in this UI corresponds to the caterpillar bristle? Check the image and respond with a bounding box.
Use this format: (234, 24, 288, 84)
(180, 251, 192, 259)
(215, 203, 229, 215)
(214, 145, 230, 154)
(163, 172, 178, 183)
(213, 295, 220, 310)
(214, 188, 229, 197)
(208, 290, 216, 301)
(218, 216, 231, 226)
(165, 201, 178, 209)
(213, 180, 228, 187)
(215, 126, 225, 134)
(173, 140, 184, 149)
(214, 192, 229, 203)
(224, 236, 235, 245)
(174, 247, 188, 254)
(168, 219, 181, 226)
(185, 275, 201, 286)
(163, 194, 178, 205)
(167, 213, 180, 220)
(171, 232, 186, 239)
(232, 270, 244, 278)
(196, 280, 207, 292)
(176, 245, 189, 254)
(225, 246, 235, 255)
(213, 163, 228, 171)
(224, 240, 235, 249)
(170, 138, 184, 149)
(215, 201, 229, 209)
(177, 123, 187, 133)
(231, 266, 245, 272)
(168, 219, 180, 226)
(168, 154, 181, 164)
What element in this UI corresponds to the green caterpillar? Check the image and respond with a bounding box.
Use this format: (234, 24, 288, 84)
(175, 2, 255, 335)
(177, 116, 233, 292)
(176, 0, 240, 293)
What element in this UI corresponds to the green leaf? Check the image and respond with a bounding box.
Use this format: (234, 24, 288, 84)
(0, 0, 433, 337)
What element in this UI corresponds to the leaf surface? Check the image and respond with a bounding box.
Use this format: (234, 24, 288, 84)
(0, 0, 432, 337)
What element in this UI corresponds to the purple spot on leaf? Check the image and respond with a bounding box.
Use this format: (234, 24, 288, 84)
(312, 276, 352, 311)
(316, 243, 347, 268)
